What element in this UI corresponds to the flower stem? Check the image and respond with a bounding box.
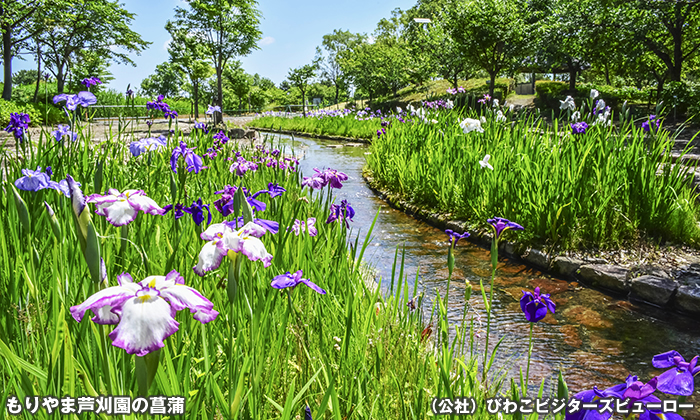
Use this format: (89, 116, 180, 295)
(482, 237, 498, 385)
(524, 322, 534, 398)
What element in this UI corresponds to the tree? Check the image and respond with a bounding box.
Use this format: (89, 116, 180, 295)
(404, 0, 472, 88)
(449, 0, 529, 98)
(254, 74, 275, 91)
(12, 69, 37, 85)
(336, 12, 412, 103)
(0, 0, 43, 100)
(39, 0, 150, 93)
(68, 49, 114, 92)
(140, 62, 183, 99)
(166, 20, 213, 119)
(315, 29, 361, 105)
(172, 0, 262, 123)
(527, 0, 589, 92)
(287, 64, 316, 117)
(224, 61, 253, 111)
(617, 0, 700, 83)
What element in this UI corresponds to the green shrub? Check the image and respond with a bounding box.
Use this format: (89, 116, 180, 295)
(535, 81, 655, 117)
(661, 80, 699, 116)
(0, 100, 42, 127)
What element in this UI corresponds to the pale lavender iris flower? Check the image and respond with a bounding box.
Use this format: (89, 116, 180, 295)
(53, 91, 97, 111)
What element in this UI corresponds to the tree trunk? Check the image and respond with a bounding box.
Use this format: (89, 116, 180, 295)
(215, 65, 223, 124)
(656, 78, 666, 103)
(334, 82, 339, 105)
(452, 75, 458, 89)
(489, 72, 496, 98)
(193, 80, 199, 119)
(568, 63, 577, 93)
(57, 64, 66, 94)
(33, 44, 41, 103)
(301, 89, 306, 117)
(2, 24, 13, 101)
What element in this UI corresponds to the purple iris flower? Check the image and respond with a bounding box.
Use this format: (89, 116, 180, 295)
(327, 200, 355, 228)
(14, 166, 75, 197)
(171, 141, 203, 174)
(445, 229, 470, 246)
(477, 94, 491, 105)
(126, 88, 134, 98)
(618, 377, 681, 420)
(47, 179, 74, 197)
(15, 166, 50, 191)
(487, 217, 524, 239)
(571, 122, 588, 135)
(321, 168, 349, 189)
(147, 95, 168, 112)
(53, 91, 97, 111)
(565, 375, 682, 420)
(292, 218, 317, 236)
(213, 185, 238, 216)
(193, 121, 208, 134)
(213, 130, 229, 144)
(301, 173, 326, 190)
(81, 77, 101, 88)
(251, 183, 286, 199)
(229, 156, 258, 176)
(652, 351, 700, 396)
(164, 109, 178, 120)
(130, 135, 167, 157)
(206, 105, 221, 115)
(271, 270, 326, 295)
(5, 112, 30, 140)
(182, 198, 212, 226)
(163, 203, 185, 219)
(566, 376, 637, 420)
(213, 185, 267, 216)
(225, 217, 279, 235)
(642, 115, 661, 133)
(520, 287, 556, 323)
(51, 124, 77, 142)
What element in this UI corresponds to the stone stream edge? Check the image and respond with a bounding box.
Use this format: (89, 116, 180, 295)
(252, 127, 700, 320)
(361, 172, 700, 321)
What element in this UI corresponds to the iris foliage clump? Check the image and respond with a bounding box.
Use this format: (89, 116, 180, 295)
(254, 98, 700, 249)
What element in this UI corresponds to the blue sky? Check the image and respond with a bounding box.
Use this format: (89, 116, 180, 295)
(15, 0, 415, 92)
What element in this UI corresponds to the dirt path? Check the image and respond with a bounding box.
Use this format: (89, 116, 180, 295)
(0, 115, 258, 151)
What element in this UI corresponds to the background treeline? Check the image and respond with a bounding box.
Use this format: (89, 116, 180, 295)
(4, 0, 700, 122)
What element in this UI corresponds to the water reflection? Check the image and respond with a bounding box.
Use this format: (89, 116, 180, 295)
(264, 132, 700, 415)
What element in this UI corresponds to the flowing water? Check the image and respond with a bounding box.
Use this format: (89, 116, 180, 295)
(265, 131, 700, 414)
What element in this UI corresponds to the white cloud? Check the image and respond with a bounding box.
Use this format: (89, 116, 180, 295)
(260, 36, 275, 46)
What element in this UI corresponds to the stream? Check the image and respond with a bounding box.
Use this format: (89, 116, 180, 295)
(265, 131, 700, 413)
